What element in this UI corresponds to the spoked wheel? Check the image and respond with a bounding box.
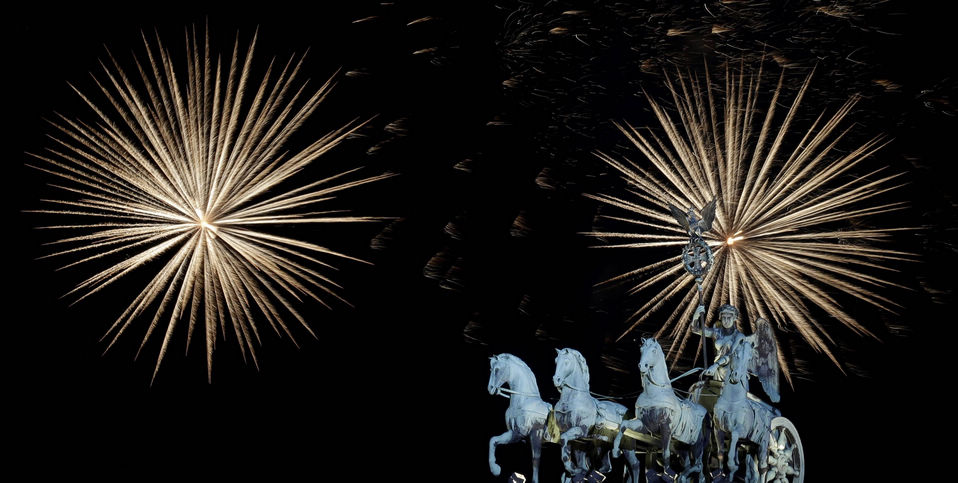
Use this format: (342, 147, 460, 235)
(765, 417, 803, 482)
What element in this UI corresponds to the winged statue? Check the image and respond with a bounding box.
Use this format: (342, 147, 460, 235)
(668, 198, 717, 237)
(694, 304, 780, 403)
(748, 318, 780, 403)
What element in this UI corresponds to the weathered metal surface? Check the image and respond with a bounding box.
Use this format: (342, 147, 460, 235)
(668, 199, 717, 238)
(693, 303, 780, 403)
(553, 348, 639, 480)
(622, 427, 661, 446)
(487, 354, 553, 483)
(767, 417, 804, 482)
(673, 199, 718, 378)
(612, 339, 710, 482)
(681, 236, 714, 278)
(488, 308, 800, 481)
(688, 379, 722, 413)
(750, 318, 781, 403)
(545, 409, 561, 444)
(711, 338, 798, 481)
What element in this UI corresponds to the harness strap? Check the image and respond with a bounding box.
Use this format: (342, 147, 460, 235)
(562, 382, 590, 393)
(496, 387, 542, 398)
(670, 367, 703, 384)
(644, 369, 670, 388)
(493, 387, 551, 417)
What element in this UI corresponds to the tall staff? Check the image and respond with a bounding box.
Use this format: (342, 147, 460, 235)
(668, 199, 717, 368)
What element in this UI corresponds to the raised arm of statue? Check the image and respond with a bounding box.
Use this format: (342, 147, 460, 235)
(690, 304, 714, 338)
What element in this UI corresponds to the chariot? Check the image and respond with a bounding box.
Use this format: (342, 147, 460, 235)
(604, 336, 805, 483)
(487, 203, 805, 482)
(488, 338, 803, 482)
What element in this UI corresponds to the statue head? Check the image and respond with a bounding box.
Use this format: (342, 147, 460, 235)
(718, 304, 739, 329)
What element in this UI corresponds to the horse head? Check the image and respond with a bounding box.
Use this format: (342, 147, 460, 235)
(553, 348, 589, 390)
(488, 354, 511, 396)
(638, 337, 670, 389)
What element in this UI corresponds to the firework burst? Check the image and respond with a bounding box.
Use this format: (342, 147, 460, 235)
(28, 28, 392, 382)
(587, 62, 913, 381)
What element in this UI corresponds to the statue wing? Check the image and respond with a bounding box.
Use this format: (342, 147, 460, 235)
(749, 318, 781, 403)
(700, 198, 717, 233)
(668, 203, 690, 232)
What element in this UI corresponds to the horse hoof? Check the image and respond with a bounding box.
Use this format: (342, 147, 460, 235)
(490, 463, 501, 476)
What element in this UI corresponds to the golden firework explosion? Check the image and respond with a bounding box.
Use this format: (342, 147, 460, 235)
(587, 62, 913, 381)
(28, 28, 392, 382)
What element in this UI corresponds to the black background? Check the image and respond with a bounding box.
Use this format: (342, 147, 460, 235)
(12, 1, 957, 480)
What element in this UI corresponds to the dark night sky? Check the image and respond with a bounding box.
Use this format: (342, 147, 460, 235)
(11, 1, 957, 480)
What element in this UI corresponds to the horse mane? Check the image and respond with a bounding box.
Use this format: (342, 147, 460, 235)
(727, 340, 752, 385)
(497, 353, 530, 372)
(641, 338, 661, 353)
(495, 353, 540, 395)
(566, 349, 590, 385)
(640, 339, 669, 387)
(641, 338, 666, 364)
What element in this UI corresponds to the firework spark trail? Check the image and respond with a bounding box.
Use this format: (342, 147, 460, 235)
(27, 27, 392, 382)
(587, 63, 913, 382)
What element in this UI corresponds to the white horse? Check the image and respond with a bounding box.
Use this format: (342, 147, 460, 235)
(612, 338, 711, 482)
(711, 338, 776, 481)
(552, 348, 639, 481)
(488, 353, 553, 483)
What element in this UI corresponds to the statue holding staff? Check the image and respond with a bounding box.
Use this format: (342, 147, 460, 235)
(692, 303, 781, 403)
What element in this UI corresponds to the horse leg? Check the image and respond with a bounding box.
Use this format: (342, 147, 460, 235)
(560, 427, 586, 475)
(598, 445, 612, 474)
(660, 428, 677, 482)
(744, 454, 758, 483)
(727, 430, 741, 478)
(618, 419, 646, 483)
(756, 433, 769, 483)
(681, 417, 708, 483)
(691, 417, 710, 483)
(677, 450, 692, 483)
(712, 428, 727, 480)
(622, 449, 641, 483)
(489, 429, 517, 476)
(574, 446, 590, 475)
(613, 428, 624, 459)
(678, 449, 704, 483)
(614, 418, 644, 458)
(530, 429, 543, 483)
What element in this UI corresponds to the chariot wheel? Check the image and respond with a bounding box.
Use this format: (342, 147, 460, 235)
(764, 417, 804, 482)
